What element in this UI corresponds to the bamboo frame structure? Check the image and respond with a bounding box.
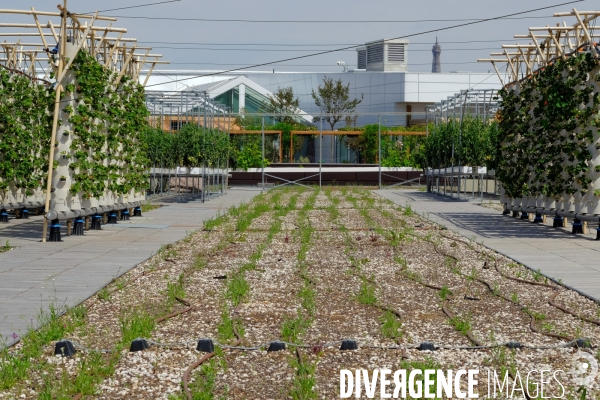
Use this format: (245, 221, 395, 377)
(0, 4, 169, 241)
(478, 8, 600, 85)
(0, 6, 169, 81)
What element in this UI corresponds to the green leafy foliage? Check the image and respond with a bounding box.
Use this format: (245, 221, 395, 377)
(418, 117, 499, 170)
(68, 50, 150, 198)
(0, 69, 54, 193)
(497, 51, 600, 199)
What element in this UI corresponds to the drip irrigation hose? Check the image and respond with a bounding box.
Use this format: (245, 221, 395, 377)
(548, 290, 600, 326)
(182, 306, 242, 400)
(437, 232, 600, 332)
(529, 314, 573, 341)
(441, 298, 484, 347)
(433, 242, 576, 342)
(155, 301, 194, 324)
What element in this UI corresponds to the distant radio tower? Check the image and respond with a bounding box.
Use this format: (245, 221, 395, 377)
(432, 37, 441, 73)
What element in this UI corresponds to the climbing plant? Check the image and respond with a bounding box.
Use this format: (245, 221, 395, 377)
(67, 50, 149, 199)
(0, 69, 53, 196)
(497, 51, 600, 200)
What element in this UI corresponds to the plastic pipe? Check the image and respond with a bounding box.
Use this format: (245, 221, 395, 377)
(505, 205, 600, 223)
(45, 202, 140, 221)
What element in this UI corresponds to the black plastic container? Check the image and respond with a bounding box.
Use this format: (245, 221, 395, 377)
(418, 342, 436, 351)
(340, 339, 358, 351)
(267, 341, 286, 352)
(133, 206, 142, 217)
(130, 338, 150, 352)
(49, 219, 61, 242)
(121, 210, 130, 221)
(90, 214, 102, 230)
(54, 340, 76, 357)
(0, 211, 8, 223)
(72, 219, 84, 235)
(107, 213, 118, 224)
(572, 219, 583, 234)
(197, 338, 215, 353)
(553, 217, 563, 228)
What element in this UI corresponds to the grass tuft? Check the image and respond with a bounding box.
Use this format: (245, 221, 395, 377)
(356, 277, 377, 305)
(119, 309, 155, 345)
(380, 310, 403, 341)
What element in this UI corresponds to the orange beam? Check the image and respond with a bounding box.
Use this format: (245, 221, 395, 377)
(290, 130, 426, 136)
(233, 130, 281, 134)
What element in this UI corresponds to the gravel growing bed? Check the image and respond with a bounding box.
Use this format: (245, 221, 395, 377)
(1, 187, 599, 399)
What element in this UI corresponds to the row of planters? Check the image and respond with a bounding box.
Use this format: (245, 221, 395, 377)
(0, 49, 151, 215)
(497, 51, 600, 214)
(336, 121, 498, 170)
(417, 117, 500, 171)
(144, 123, 431, 170)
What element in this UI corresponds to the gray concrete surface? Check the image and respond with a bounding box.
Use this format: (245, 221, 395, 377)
(0, 188, 260, 347)
(376, 189, 600, 302)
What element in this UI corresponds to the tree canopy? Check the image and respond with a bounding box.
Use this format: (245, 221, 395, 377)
(311, 77, 361, 130)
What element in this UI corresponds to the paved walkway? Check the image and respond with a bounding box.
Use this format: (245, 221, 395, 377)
(0, 189, 260, 346)
(376, 189, 600, 302)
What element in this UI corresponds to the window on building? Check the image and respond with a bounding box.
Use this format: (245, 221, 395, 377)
(170, 121, 189, 131)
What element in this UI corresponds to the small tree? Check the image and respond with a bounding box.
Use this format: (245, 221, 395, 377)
(264, 86, 300, 125)
(311, 77, 361, 130)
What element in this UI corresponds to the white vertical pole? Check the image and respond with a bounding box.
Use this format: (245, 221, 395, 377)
(319, 117, 322, 190)
(261, 116, 265, 192)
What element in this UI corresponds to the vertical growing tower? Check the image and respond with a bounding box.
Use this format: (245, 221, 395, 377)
(432, 38, 442, 73)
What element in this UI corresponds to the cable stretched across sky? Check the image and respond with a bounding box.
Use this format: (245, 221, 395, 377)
(108, 14, 559, 23)
(144, 0, 584, 88)
(137, 39, 519, 47)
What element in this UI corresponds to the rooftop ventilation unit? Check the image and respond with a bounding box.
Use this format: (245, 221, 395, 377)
(356, 39, 409, 72)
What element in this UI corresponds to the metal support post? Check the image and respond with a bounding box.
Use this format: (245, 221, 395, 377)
(261, 116, 265, 192)
(378, 114, 381, 189)
(319, 117, 322, 189)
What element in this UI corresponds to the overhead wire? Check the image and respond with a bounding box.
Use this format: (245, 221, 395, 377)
(79, 0, 182, 15)
(135, 39, 526, 46)
(146, 46, 506, 52)
(106, 14, 561, 23)
(143, 0, 584, 88)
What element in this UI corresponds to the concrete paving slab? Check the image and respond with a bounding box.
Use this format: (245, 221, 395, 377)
(0, 188, 261, 347)
(376, 189, 600, 302)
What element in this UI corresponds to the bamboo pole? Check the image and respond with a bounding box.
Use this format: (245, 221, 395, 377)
(0, 8, 116, 21)
(42, 0, 67, 242)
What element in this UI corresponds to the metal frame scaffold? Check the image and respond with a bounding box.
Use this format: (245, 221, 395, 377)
(145, 90, 231, 203)
(424, 89, 501, 201)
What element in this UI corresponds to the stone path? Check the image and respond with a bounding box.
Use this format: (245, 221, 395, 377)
(376, 189, 600, 302)
(0, 188, 260, 346)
